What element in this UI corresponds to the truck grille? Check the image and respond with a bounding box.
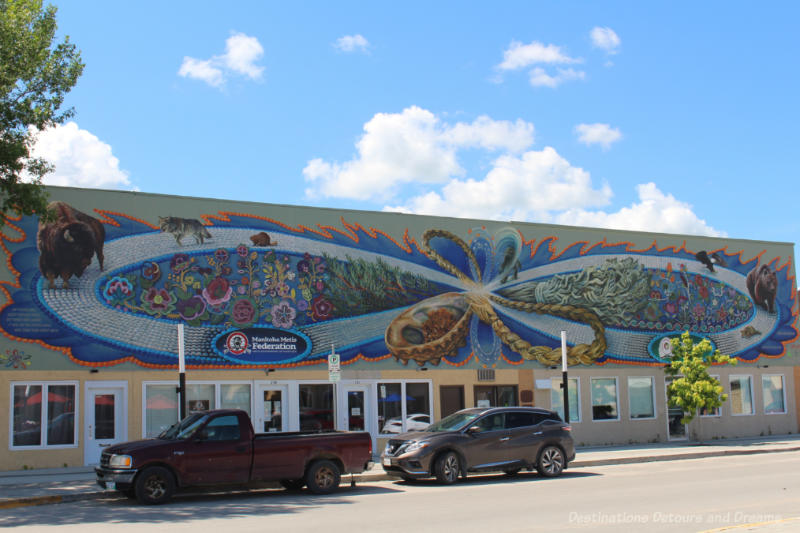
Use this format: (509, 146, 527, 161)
(100, 452, 112, 468)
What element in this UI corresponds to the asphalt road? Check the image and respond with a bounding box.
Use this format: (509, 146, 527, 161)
(1, 452, 798, 533)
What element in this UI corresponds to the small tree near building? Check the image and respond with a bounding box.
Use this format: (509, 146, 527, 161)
(0, 0, 84, 225)
(665, 331, 737, 428)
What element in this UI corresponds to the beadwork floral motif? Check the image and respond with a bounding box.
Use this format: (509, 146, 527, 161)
(100, 245, 332, 329)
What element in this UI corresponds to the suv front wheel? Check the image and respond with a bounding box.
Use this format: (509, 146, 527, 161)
(434, 451, 461, 484)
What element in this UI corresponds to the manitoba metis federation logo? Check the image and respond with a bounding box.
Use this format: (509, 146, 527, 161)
(225, 331, 249, 355)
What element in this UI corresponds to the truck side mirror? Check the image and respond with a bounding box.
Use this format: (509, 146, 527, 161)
(195, 428, 208, 441)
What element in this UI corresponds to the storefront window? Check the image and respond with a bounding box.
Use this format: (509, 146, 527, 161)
(762, 375, 786, 414)
(299, 384, 333, 432)
(474, 385, 518, 408)
(187, 384, 215, 412)
(378, 383, 402, 433)
(550, 378, 580, 422)
(12, 383, 76, 448)
(591, 378, 618, 421)
(145, 384, 179, 437)
(406, 383, 430, 418)
(628, 377, 655, 419)
(730, 375, 754, 415)
(221, 384, 251, 414)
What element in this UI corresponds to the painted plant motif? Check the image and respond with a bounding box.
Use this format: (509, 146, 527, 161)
(98, 245, 448, 331)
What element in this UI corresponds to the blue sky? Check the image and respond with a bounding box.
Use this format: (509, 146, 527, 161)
(35, 1, 800, 244)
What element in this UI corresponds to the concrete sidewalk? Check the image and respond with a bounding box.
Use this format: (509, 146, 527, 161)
(2, 434, 799, 509)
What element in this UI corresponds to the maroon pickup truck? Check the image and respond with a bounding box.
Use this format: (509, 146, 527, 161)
(95, 409, 373, 504)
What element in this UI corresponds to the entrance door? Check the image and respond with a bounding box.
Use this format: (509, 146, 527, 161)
(254, 384, 288, 433)
(665, 378, 687, 441)
(84, 382, 127, 465)
(338, 384, 368, 431)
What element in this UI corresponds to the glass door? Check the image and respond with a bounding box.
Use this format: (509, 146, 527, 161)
(254, 384, 288, 433)
(337, 384, 369, 431)
(665, 378, 687, 441)
(84, 382, 127, 465)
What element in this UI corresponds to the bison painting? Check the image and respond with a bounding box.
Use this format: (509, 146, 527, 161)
(37, 202, 106, 289)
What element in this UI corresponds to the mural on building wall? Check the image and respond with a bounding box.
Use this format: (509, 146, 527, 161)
(0, 201, 796, 369)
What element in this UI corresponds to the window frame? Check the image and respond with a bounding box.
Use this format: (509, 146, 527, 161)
(550, 377, 581, 423)
(377, 380, 433, 436)
(729, 375, 754, 416)
(627, 376, 657, 420)
(762, 374, 787, 415)
(9, 381, 79, 450)
(590, 377, 620, 422)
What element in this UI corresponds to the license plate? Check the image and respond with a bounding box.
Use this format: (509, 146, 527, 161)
(105, 481, 116, 491)
(382, 457, 391, 466)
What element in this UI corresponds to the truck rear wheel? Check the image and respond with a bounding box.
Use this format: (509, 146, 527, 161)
(135, 466, 175, 505)
(305, 460, 341, 494)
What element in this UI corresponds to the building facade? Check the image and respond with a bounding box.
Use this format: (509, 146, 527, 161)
(1, 186, 798, 470)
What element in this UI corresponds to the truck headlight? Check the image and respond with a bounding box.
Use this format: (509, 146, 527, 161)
(109, 454, 132, 468)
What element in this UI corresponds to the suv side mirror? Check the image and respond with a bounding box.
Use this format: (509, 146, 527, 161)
(466, 426, 481, 435)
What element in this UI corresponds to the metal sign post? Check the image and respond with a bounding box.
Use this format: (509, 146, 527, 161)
(560, 331, 569, 424)
(178, 323, 186, 420)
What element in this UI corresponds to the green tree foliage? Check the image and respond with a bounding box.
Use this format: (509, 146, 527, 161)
(665, 331, 737, 425)
(0, 0, 83, 224)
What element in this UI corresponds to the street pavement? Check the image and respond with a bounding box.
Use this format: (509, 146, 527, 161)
(2, 433, 799, 509)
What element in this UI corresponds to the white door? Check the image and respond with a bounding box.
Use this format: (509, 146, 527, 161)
(338, 384, 368, 431)
(254, 384, 289, 433)
(338, 383, 375, 455)
(84, 382, 127, 465)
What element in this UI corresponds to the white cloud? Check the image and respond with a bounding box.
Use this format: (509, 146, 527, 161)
(178, 57, 224, 88)
(555, 183, 725, 237)
(179, 32, 264, 88)
(575, 123, 622, 150)
(384, 147, 612, 221)
(529, 67, 586, 88)
(590, 26, 621, 54)
(306, 107, 719, 237)
(28, 122, 134, 190)
(334, 34, 370, 53)
(497, 40, 584, 88)
(223, 33, 265, 78)
(303, 107, 536, 201)
(498, 40, 581, 70)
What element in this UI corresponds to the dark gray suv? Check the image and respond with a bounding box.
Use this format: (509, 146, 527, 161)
(381, 407, 574, 484)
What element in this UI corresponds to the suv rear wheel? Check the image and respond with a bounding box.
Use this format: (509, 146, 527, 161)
(536, 445, 565, 478)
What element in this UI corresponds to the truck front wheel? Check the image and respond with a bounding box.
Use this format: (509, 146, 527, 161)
(135, 466, 176, 505)
(305, 460, 341, 494)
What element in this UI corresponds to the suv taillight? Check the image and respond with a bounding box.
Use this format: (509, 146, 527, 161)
(563, 425, 572, 431)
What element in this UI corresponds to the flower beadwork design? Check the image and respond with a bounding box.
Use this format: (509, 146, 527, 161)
(271, 300, 297, 328)
(202, 276, 232, 306)
(142, 287, 175, 316)
(103, 276, 134, 306)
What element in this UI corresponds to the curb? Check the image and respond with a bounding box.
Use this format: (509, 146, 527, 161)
(1, 445, 798, 509)
(569, 445, 800, 468)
